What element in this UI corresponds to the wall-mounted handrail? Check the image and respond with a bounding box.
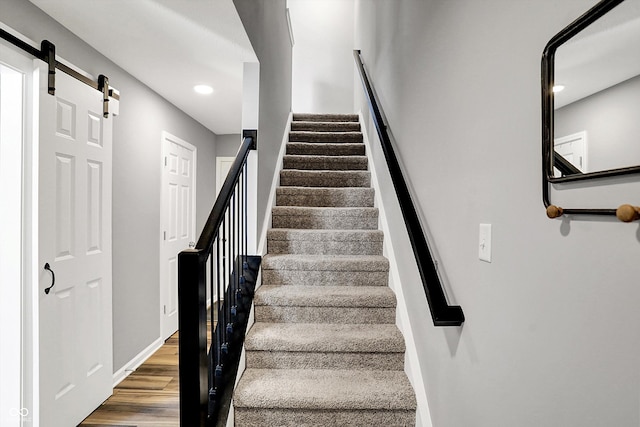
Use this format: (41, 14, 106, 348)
(178, 130, 260, 426)
(353, 50, 464, 327)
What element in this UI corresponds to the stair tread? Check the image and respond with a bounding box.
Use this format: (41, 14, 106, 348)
(262, 254, 389, 272)
(254, 285, 396, 308)
(245, 322, 405, 353)
(234, 368, 416, 410)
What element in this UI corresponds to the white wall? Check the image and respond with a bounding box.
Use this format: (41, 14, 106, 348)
(354, 1, 640, 426)
(288, 0, 355, 113)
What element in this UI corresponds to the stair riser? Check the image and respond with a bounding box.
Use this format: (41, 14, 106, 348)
(280, 171, 371, 187)
(290, 122, 361, 132)
(289, 132, 363, 143)
(272, 215, 377, 230)
(262, 270, 389, 287)
(246, 351, 405, 371)
(276, 188, 375, 207)
(235, 408, 416, 427)
(293, 113, 359, 122)
(255, 306, 395, 324)
(287, 143, 365, 156)
(268, 240, 383, 256)
(287, 144, 365, 156)
(283, 156, 368, 171)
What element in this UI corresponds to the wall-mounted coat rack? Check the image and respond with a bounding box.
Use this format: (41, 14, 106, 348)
(1, 27, 119, 117)
(541, 0, 640, 223)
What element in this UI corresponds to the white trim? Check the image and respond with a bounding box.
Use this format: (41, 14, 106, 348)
(25, 62, 41, 427)
(0, 44, 30, 427)
(358, 111, 433, 427)
(216, 156, 236, 196)
(112, 337, 164, 387)
(0, 32, 39, 427)
(285, 8, 295, 47)
(256, 112, 293, 256)
(554, 130, 588, 173)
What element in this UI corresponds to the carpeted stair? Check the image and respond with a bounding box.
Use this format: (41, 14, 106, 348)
(234, 113, 417, 426)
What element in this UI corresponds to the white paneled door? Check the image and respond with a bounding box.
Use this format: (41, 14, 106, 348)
(160, 132, 196, 340)
(38, 68, 113, 426)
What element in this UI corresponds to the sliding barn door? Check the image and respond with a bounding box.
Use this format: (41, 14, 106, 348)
(38, 67, 113, 426)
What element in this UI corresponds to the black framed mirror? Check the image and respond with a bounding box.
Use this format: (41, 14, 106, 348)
(541, 0, 640, 222)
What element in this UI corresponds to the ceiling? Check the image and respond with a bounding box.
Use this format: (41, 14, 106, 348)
(554, 0, 640, 109)
(29, 0, 257, 135)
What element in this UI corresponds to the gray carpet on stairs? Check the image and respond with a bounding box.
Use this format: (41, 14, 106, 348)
(233, 113, 417, 426)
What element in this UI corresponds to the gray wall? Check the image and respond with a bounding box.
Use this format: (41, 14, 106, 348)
(216, 133, 243, 157)
(555, 74, 640, 172)
(354, 1, 640, 426)
(233, 0, 293, 239)
(3, 0, 218, 371)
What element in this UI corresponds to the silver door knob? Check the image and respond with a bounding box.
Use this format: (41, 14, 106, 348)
(188, 241, 196, 248)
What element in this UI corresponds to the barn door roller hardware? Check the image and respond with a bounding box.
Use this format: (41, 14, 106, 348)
(1, 28, 119, 117)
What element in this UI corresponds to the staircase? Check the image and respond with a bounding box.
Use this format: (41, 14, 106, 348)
(233, 113, 417, 426)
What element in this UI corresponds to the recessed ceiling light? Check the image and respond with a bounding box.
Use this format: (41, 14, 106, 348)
(552, 85, 565, 93)
(194, 85, 214, 95)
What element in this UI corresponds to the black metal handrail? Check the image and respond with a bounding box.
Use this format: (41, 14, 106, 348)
(553, 152, 582, 177)
(178, 130, 261, 426)
(353, 50, 464, 327)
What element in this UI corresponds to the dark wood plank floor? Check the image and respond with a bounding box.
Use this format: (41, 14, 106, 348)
(79, 332, 180, 427)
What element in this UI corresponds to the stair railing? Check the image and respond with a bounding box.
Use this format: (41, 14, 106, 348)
(178, 130, 261, 426)
(353, 50, 464, 327)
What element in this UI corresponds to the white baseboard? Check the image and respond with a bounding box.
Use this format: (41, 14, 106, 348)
(358, 111, 433, 427)
(112, 336, 164, 387)
(256, 112, 293, 256)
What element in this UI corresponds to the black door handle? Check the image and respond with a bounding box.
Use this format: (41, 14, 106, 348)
(44, 263, 55, 294)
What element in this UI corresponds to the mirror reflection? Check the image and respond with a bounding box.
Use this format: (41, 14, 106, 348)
(553, 0, 640, 178)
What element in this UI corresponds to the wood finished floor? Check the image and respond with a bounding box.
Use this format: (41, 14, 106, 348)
(79, 332, 180, 427)
(80, 321, 213, 427)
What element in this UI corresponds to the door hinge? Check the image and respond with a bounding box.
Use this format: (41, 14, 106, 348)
(163, 231, 166, 240)
(163, 305, 167, 315)
(164, 156, 167, 167)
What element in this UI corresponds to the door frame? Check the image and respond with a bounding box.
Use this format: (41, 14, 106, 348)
(159, 131, 197, 340)
(0, 40, 35, 427)
(216, 156, 235, 195)
(554, 130, 588, 175)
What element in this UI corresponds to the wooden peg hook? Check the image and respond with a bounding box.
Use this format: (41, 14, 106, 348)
(546, 205, 564, 219)
(616, 204, 640, 223)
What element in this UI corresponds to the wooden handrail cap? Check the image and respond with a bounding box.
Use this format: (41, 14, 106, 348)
(546, 205, 563, 219)
(616, 204, 640, 223)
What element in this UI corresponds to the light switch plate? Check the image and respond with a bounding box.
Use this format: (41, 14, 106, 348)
(479, 223, 492, 262)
